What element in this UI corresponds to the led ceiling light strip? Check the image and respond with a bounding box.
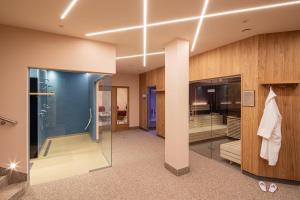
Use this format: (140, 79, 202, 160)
(60, 0, 79, 20)
(205, 0, 300, 18)
(116, 51, 165, 60)
(85, 25, 143, 36)
(191, 0, 209, 52)
(143, 0, 148, 67)
(85, 0, 300, 36)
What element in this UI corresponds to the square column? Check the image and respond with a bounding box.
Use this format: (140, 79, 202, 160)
(164, 39, 189, 175)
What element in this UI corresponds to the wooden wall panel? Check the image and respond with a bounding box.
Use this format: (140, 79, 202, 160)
(156, 93, 165, 137)
(190, 36, 261, 175)
(256, 31, 300, 180)
(139, 73, 148, 130)
(189, 31, 300, 181)
(139, 67, 165, 136)
(257, 86, 300, 180)
(258, 31, 300, 83)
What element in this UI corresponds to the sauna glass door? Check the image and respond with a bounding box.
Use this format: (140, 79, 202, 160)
(189, 77, 241, 164)
(189, 79, 214, 158)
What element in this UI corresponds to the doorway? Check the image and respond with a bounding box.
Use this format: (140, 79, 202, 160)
(148, 86, 156, 130)
(112, 86, 129, 131)
(189, 76, 241, 166)
(28, 68, 112, 185)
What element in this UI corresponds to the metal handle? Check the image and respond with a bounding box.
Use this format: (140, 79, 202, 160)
(84, 108, 92, 130)
(0, 115, 17, 126)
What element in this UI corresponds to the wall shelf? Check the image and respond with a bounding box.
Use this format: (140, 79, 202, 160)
(259, 81, 300, 85)
(259, 81, 299, 87)
(156, 90, 165, 93)
(29, 92, 55, 96)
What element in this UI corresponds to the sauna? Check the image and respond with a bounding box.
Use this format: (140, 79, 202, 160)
(189, 76, 241, 165)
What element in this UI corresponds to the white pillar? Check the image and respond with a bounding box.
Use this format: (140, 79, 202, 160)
(164, 39, 189, 175)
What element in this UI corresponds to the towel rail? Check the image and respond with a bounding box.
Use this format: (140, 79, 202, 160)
(0, 115, 17, 126)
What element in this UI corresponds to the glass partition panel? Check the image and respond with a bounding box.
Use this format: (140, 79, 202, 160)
(98, 75, 112, 166)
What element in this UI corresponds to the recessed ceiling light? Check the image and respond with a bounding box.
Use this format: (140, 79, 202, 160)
(60, 0, 79, 20)
(85, 0, 300, 37)
(191, 0, 209, 52)
(116, 51, 165, 60)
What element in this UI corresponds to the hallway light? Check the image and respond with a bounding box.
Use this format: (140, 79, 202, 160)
(191, 0, 209, 52)
(116, 51, 165, 60)
(85, 0, 300, 36)
(143, 0, 148, 67)
(60, 0, 78, 20)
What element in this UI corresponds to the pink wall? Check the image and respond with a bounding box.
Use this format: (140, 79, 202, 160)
(112, 73, 139, 127)
(0, 25, 116, 173)
(165, 40, 189, 170)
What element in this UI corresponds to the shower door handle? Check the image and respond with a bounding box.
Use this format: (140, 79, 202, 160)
(84, 108, 92, 130)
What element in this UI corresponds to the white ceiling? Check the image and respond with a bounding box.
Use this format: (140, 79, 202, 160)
(0, 0, 299, 74)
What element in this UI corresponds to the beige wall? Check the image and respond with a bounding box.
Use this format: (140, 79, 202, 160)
(112, 73, 139, 127)
(165, 40, 189, 170)
(0, 25, 116, 173)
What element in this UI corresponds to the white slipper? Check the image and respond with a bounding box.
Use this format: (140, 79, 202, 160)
(269, 183, 278, 193)
(258, 181, 267, 192)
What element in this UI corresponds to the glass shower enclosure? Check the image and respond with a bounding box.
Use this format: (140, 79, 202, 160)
(189, 76, 241, 164)
(29, 68, 112, 184)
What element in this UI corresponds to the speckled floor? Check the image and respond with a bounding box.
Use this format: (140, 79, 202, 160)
(22, 129, 300, 200)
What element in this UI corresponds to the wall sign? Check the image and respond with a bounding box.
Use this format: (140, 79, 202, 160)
(242, 90, 255, 107)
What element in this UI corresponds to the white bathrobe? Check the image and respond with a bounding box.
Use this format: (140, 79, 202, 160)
(257, 87, 282, 166)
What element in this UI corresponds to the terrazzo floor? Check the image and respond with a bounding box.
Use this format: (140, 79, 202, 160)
(23, 129, 300, 200)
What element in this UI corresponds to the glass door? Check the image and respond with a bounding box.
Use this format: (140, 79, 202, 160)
(98, 76, 112, 166)
(189, 76, 241, 165)
(189, 79, 214, 158)
(211, 77, 241, 163)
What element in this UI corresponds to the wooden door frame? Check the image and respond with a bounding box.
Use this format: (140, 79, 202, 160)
(112, 86, 130, 131)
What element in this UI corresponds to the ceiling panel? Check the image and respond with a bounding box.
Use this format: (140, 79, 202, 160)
(192, 3, 300, 56)
(148, 0, 204, 23)
(148, 21, 197, 52)
(0, 0, 299, 74)
(206, 0, 287, 14)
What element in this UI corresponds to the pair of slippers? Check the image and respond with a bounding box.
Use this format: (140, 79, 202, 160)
(258, 181, 278, 193)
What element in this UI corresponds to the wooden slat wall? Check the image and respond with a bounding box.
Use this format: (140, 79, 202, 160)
(139, 67, 165, 137)
(257, 31, 300, 180)
(139, 73, 148, 130)
(189, 31, 300, 181)
(190, 36, 260, 175)
(156, 93, 165, 137)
